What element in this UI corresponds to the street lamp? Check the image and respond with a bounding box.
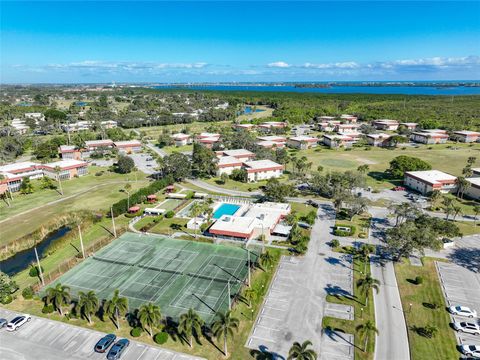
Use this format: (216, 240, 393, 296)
(409, 303, 413, 313)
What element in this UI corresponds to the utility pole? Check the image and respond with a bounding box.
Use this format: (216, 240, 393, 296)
(34, 247, 45, 286)
(78, 224, 85, 259)
(227, 280, 231, 310)
(111, 206, 117, 238)
(247, 250, 251, 287)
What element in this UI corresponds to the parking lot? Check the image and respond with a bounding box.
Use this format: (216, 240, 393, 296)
(436, 261, 480, 346)
(0, 308, 204, 360)
(246, 204, 354, 359)
(130, 153, 157, 175)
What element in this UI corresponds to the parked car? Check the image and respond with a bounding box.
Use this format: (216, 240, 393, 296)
(0, 318, 7, 328)
(459, 345, 480, 358)
(94, 334, 116, 353)
(449, 306, 478, 318)
(6, 314, 31, 331)
(393, 186, 406, 191)
(107, 338, 130, 360)
(453, 322, 480, 335)
(306, 199, 319, 208)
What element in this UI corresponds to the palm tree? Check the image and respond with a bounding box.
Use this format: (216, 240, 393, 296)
(178, 308, 204, 348)
(287, 340, 317, 360)
(357, 164, 369, 175)
(452, 205, 462, 221)
(430, 190, 442, 208)
(190, 202, 204, 239)
(456, 177, 469, 199)
(78, 290, 99, 324)
(356, 320, 378, 352)
(138, 302, 162, 338)
(124, 183, 132, 208)
(260, 251, 274, 270)
(473, 205, 480, 227)
(211, 310, 239, 357)
(54, 166, 64, 195)
(356, 275, 380, 306)
(46, 283, 71, 316)
(357, 244, 374, 274)
(244, 287, 259, 308)
(104, 289, 128, 330)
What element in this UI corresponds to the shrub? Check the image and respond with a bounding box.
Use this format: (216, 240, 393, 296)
(154, 332, 168, 344)
(95, 171, 104, 176)
(125, 210, 143, 218)
(42, 304, 54, 314)
(165, 210, 175, 219)
(330, 239, 340, 248)
(185, 191, 194, 200)
(22, 286, 34, 299)
(358, 232, 367, 239)
(130, 327, 143, 337)
(415, 276, 424, 285)
(0, 295, 13, 304)
(29, 265, 44, 278)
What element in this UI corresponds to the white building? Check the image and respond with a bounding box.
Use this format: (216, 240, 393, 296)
(258, 122, 287, 132)
(114, 140, 143, 154)
(11, 119, 30, 134)
(218, 149, 256, 161)
(0, 162, 44, 192)
(196, 133, 221, 149)
(399, 122, 418, 130)
(452, 131, 480, 143)
(43, 159, 89, 180)
(464, 177, 480, 200)
(366, 133, 391, 147)
(287, 136, 319, 149)
(243, 159, 284, 182)
(373, 119, 399, 131)
(216, 156, 244, 176)
(411, 130, 448, 144)
(404, 170, 457, 194)
(340, 114, 358, 123)
(59, 145, 82, 160)
(234, 123, 255, 131)
(208, 202, 291, 241)
(24, 112, 45, 121)
(257, 140, 286, 149)
(171, 133, 192, 147)
(322, 134, 354, 148)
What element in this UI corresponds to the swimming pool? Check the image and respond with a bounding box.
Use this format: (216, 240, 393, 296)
(213, 203, 240, 219)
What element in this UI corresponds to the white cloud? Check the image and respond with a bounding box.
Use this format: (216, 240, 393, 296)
(267, 61, 290, 68)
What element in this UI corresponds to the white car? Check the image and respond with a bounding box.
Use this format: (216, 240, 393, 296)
(460, 345, 480, 358)
(449, 306, 478, 318)
(453, 322, 480, 335)
(6, 314, 31, 331)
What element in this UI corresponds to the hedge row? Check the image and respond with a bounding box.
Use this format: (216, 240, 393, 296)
(111, 175, 174, 216)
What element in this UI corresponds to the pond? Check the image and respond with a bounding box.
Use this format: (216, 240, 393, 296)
(0, 227, 71, 276)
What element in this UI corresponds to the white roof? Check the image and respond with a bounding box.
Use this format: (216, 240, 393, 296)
(260, 121, 285, 126)
(374, 119, 398, 124)
(114, 140, 142, 147)
(0, 161, 38, 173)
(319, 116, 336, 120)
(472, 167, 480, 173)
(171, 133, 190, 140)
(367, 133, 391, 139)
(400, 122, 418, 126)
(405, 170, 456, 185)
(257, 135, 286, 142)
(223, 149, 255, 157)
(85, 139, 113, 146)
(323, 134, 353, 140)
(217, 156, 243, 167)
(289, 136, 318, 142)
(257, 140, 284, 148)
(467, 177, 480, 187)
(59, 145, 76, 152)
(209, 215, 257, 235)
(243, 159, 283, 171)
(454, 130, 480, 136)
(44, 159, 87, 169)
(198, 132, 220, 138)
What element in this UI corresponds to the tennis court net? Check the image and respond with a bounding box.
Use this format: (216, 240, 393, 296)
(138, 264, 184, 276)
(187, 272, 243, 284)
(92, 255, 136, 267)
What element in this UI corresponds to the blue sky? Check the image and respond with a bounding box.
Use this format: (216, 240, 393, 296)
(1, 1, 479, 83)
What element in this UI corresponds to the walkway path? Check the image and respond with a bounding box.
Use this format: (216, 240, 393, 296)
(146, 142, 167, 158)
(368, 207, 410, 360)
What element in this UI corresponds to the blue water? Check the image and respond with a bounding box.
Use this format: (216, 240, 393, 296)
(75, 101, 88, 106)
(213, 203, 240, 219)
(244, 106, 265, 114)
(155, 84, 480, 96)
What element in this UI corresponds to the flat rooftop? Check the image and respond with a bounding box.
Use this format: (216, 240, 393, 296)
(289, 136, 318, 142)
(114, 140, 142, 146)
(222, 149, 255, 157)
(85, 139, 113, 146)
(44, 159, 88, 170)
(0, 161, 38, 173)
(405, 170, 457, 185)
(257, 135, 287, 142)
(217, 156, 243, 167)
(243, 159, 283, 171)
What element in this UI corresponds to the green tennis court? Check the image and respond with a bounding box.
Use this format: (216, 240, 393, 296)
(46, 232, 257, 323)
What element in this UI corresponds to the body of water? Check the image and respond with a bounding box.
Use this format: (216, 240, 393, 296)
(0, 227, 71, 276)
(154, 84, 480, 95)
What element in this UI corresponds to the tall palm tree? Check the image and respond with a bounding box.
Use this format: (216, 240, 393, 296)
(452, 205, 462, 221)
(211, 310, 239, 357)
(473, 205, 480, 227)
(357, 244, 374, 274)
(244, 287, 259, 308)
(356, 320, 378, 352)
(46, 283, 71, 316)
(78, 290, 99, 324)
(356, 275, 380, 306)
(260, 251, 274, 270)
(178, 308, 204, 348)
(104, 289, 128, 330)
(357, 164, 369, 175)
(456, 177, 469, 199)
(287, 340, 317, 360)
(138, 303, 162, 338)
(54, 166, 64, 195)
(190, 202, 204, 238)
(124, 183, 132, 208)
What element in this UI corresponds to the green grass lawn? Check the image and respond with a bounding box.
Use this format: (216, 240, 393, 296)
(0, 168, 149, 245)
(162, 144, 193, 154)
(322, 254, 376, 360)
(455, 221, 480, 235)
(335, 213, 372, 238)
(6, 246, 284, 360)
(302, 143, 480, 190)
(394, 258, 458, 360)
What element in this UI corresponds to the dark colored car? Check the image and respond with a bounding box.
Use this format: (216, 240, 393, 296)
(94, 334, 116, 353)
(107, 339, 130, 360)
(0, 318, 7, 328)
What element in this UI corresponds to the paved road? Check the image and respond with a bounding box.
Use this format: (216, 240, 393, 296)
(0, 308, 204, 360)
(146, 142, 167, 158)
(368, 207, 410, 360)
(246, 204, 355, 359)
